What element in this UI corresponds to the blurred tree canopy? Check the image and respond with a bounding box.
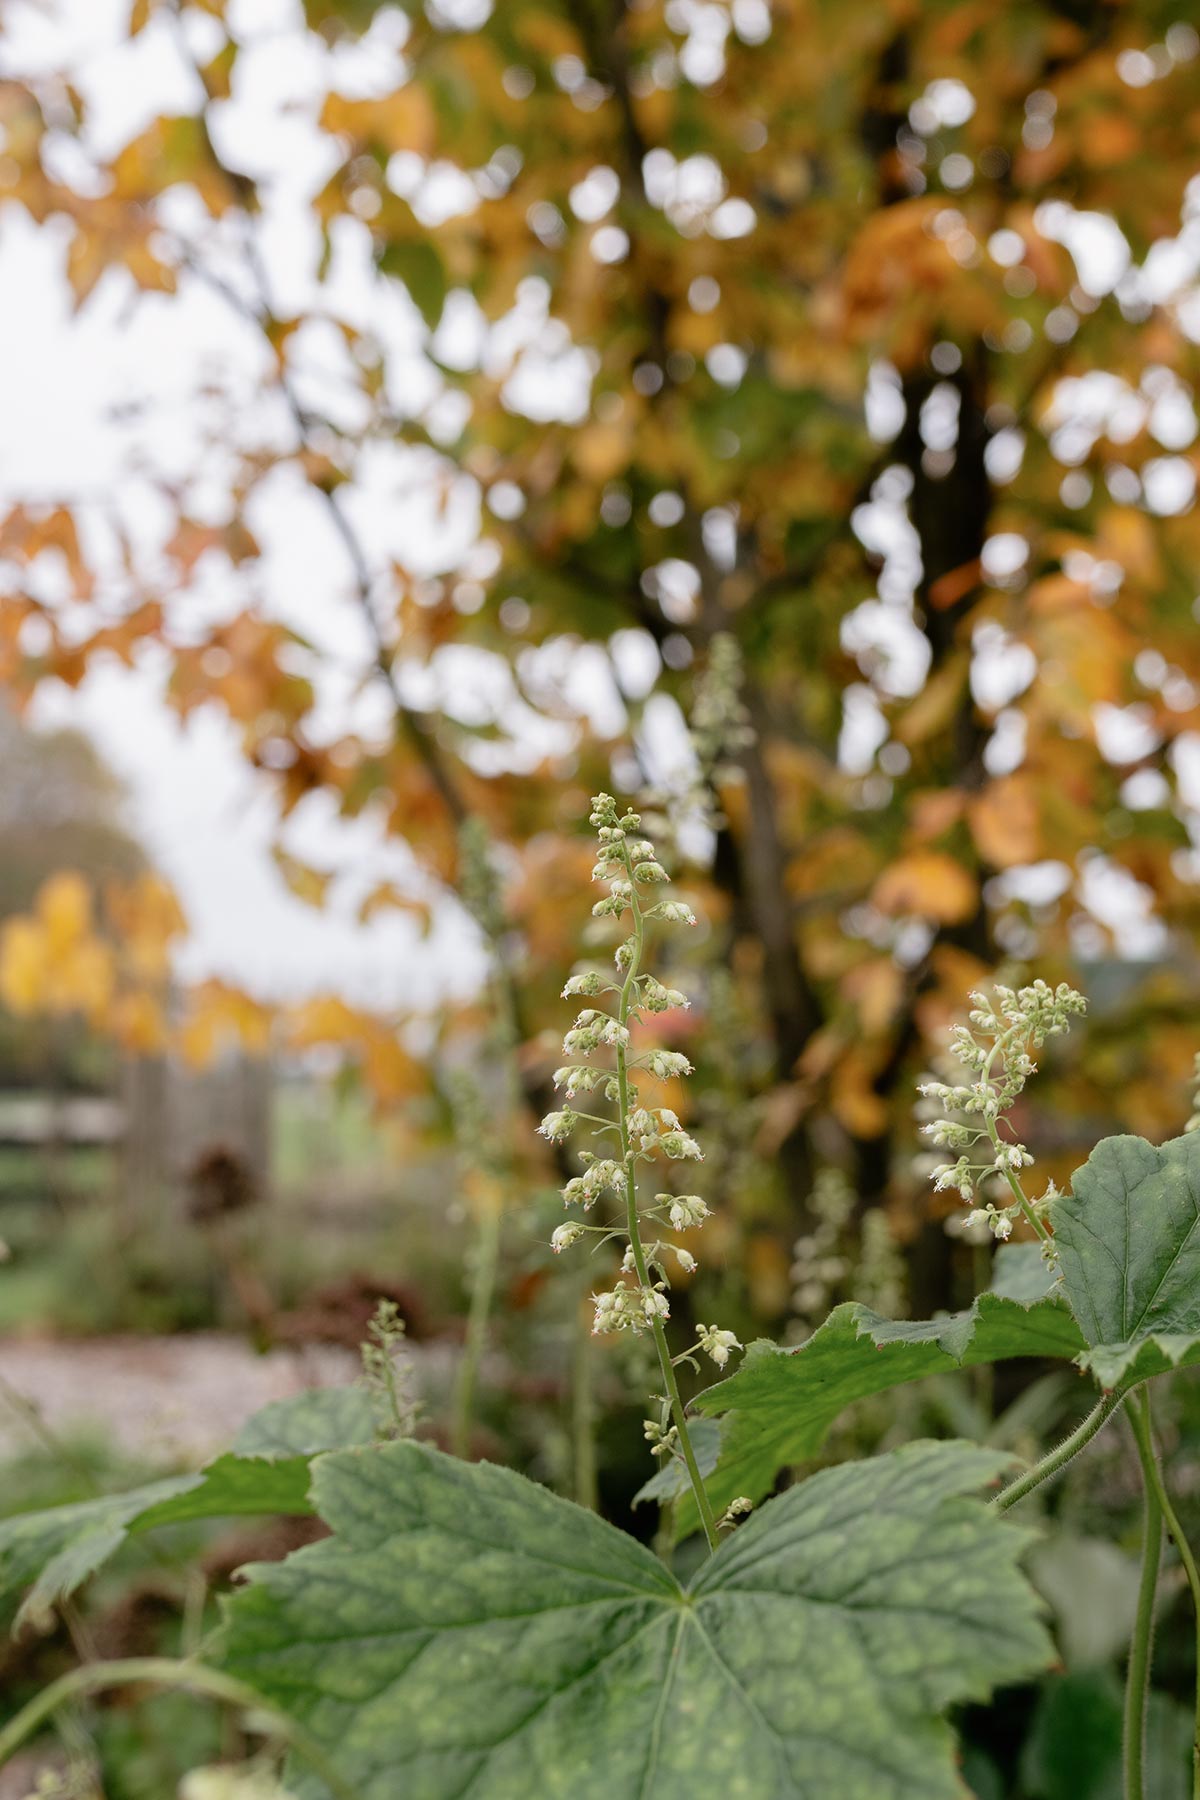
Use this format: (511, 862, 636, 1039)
(3, 0, 1200, 1308)
(0, 709, 143, 918)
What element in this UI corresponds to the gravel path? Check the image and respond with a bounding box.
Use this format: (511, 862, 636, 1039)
(0, 1334, 360, 1466)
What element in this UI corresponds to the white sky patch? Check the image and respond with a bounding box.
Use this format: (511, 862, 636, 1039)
(1077, 855, 1168, 959)
(1035, 202, 1132, 297)
(970, 623, 1036, 711)
(838, 683, 889, 775)
(993, 861, 1072, 906)
(1093, 703, 1162, 765)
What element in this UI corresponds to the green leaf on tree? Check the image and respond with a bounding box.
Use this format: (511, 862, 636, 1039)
(378, 240, 447, 329)
(224, 1437, 1051, 1799)
(1053, 1132, 1200, 1388)
(683, 1291, 1086, 1533)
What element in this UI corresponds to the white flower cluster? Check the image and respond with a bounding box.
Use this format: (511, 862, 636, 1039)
(917, 980, 1085, 1241)
(538, 794, 741, 1380)
(789, 1168, 907, 1340)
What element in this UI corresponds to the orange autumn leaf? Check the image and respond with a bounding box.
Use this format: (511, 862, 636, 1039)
(968, 777, 1041, 870)
(872, 853, 978, 925)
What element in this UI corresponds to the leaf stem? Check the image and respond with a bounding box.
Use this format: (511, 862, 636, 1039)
(1126, 1394, 1164, 1800)
(1130, 1387, 1200, 1800)
(0, 1655, 356, 1800)
(617, 849, 720, 1554)
(991, 1389, 1126, 1511)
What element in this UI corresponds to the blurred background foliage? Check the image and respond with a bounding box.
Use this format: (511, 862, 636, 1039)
(2, 0, 1200, 1792)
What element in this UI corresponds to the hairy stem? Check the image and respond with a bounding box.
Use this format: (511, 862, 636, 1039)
(1126, 1395, 1164, 1800)
(983, 1110, 1052, 1245)
(1131, 1387, 1200, 1800)
(617, 851, 720, 1554)
(0, 1656, 355, 1800)
(992, 1389, 1126, 1511)
(451, 1198, 502, 1460)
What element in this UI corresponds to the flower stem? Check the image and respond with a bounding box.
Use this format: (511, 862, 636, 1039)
(451, 1195, 502, 1460)
(617, 849, 720, 1554)
(1130, 1386, 1200, 1800)
(992, 1389, 1126, 1511)
(1126, 1395, 1164, 1800)
(984, 1111, 1052, 1244)
(972, 1035, 1052, 1245)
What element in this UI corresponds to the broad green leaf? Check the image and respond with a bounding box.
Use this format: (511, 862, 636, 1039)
(224, 1438, 1051, 1800)
(232, 1385, 379, 1460)
(1053, 1132, 1200, 1387)
(0, 1455, 315, 1634)
(685, 1291, 1085, 1532)
(0, 1475, 195, 1633)
(990, 1240, 1060, 1304)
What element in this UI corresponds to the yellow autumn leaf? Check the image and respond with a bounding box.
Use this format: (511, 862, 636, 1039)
(273, 848, 333, 910)
(968, 777, 1040, 870)
(872, 852, 978, 925)
(38, 871, 92, 953)
(0, 917, 47, 1016)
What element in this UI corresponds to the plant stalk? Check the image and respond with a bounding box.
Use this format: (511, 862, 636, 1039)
(0, 1655, 355, 1800)
(984, 1111, 1052, 1245)
(617, 850, 720, 1554)
(992, 1389, 1126, 1511)
(1130, 1387, 1200, 1800)
(1125, 1398, 1164, 1800)
(451, 1196, 502, 1461)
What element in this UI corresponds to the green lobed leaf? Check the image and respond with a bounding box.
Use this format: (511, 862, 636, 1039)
(682, 1291, 1086, 1534)
(1053, 1132, 1200, 1388)
(224, 1437, 1051, 1800)
(0, 1382, 385, 1631)
(231, 1385, 380, 1461)
(990, 1239, 1060, 1304)
(0, 1475, 197, 1634)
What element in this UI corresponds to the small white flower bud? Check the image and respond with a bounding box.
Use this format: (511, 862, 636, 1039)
(562, 971, 606, 998)
(698, 1322, 741, 1368)
(651, 901, 698, 926)
(661, 1130, 703, 1161)
(538, 1108, 577, 1143)
(551, 1222, 586, 1253)
(665, 1194, 710, 1231)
